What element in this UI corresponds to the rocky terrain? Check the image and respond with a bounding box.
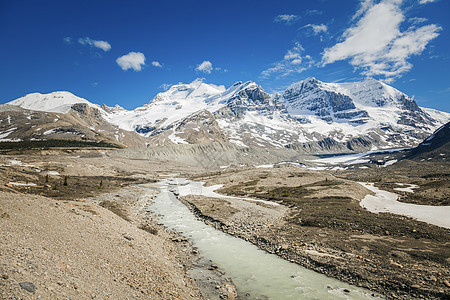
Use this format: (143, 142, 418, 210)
(183, 165, 449, 299)
(0, 87, 448, 299)
(0, 150, 239, 299)
(0, 128, 449, 299)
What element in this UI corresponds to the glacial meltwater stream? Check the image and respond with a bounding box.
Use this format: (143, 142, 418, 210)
(145, 182, 381, 299)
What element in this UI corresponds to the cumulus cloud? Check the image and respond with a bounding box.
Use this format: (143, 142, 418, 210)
(195, 61, 213, 74)
(78, 37, 111, 52)
(304, 24, 328, 35)
(261, 42, 313, 79)
(274, 14, 299, 25)
(418, 0, 436, 4)
(152, 61, 162, 68)
(116, 52, 146, 71)
(322, 0, 441, 82)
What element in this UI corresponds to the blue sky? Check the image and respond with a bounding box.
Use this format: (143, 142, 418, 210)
(1, 0, 449, 112)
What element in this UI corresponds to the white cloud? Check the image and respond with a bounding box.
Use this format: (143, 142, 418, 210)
(261, 42, 313, 79)
(305, 9, 323, 16)
(322, 0, 441, 81)
(116, 52, 146, 71)
(274, 14, 299, 25)
(352, 0, 374, 21)
(78, 37, 111, 52)
(63, 37, 73, 44)
(304, 24, 328, 35)
(195, 61, 213, 74)
(418, 0, 436, 4)
(152, 61, 162, 68)
(160, 83, 172, 91)
(215, 67, 229, 73)
(410, 17, 428, 25)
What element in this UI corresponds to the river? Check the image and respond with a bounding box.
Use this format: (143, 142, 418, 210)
(145, 181, 381, 299)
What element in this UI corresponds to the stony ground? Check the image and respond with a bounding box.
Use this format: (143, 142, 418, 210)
(0, 190, 203, 299)
(0, 149, 234, 299)
(186, 166, 450, 299)
(1, 148, 449, 299)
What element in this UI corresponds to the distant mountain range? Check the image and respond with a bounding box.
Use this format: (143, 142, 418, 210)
(2, 78, 449, 153)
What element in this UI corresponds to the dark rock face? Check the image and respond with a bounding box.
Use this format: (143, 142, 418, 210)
(328, 92, 355, 112)
(408, 122, 450, 158)
(282, 79, 368, 123)
(285, 136, 376, 154)
(71, 103, 104, 124)
(396, 95, 435, 128)
(215, 85, 290, 121)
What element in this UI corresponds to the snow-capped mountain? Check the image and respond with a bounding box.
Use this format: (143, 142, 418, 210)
(4, 78, 449, 152)
(1, 93, 148, 148)
(275, 77, 448, 149)
(8, 91, 105, 114)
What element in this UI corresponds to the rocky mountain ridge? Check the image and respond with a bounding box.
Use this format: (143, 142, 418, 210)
(2, 78, 449, 152)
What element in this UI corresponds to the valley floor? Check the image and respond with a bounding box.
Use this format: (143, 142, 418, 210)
(185, 165, 450, 299)
(0, 148, 448, 299)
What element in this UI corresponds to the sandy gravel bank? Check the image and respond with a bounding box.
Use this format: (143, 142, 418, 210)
(0, 190, 202, 299)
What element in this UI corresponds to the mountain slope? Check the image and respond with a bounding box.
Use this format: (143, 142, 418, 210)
(406, 122, 450, 161)
(8, 91, 104, 114)
(0, 103, 149, 148)
(4, 78, 449, 153)
(277, 77, 445, 149)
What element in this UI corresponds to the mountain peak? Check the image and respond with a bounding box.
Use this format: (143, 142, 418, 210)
(304, 77, 319, 83)
(7, 91, 97, 114)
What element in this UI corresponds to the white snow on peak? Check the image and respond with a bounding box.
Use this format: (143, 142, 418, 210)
(286, 77, 406, 109)
(105, 80, 261, 133)
(106, 79, 226, 132)
(279, 77, 446, 140)
(148, 79, 225, 106)
(7, 91, 103, 114)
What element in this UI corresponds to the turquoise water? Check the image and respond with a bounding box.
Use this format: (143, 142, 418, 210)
(146, 184, 382, 300)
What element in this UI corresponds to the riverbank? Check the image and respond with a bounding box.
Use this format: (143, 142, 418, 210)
(1, 149, 448, 299)
(0, 150, 234, 299)
(183, 167, 450, 299)
(0, 189, 203, 299)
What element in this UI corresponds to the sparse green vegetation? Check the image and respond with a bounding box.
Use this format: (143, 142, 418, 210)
(0, 139, 123, 150)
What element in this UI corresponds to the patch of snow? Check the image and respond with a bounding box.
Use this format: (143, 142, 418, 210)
(394, 183, 419, 193)
(256, 164, 274, 168)
(163, 178, 280, 206)
(0, 127, 17, 139)
(229, 139, 247, 147)
(307, 166, 329, 171)
(47, 171, 60, 175)
(168, 131, 189, 144)
(359, 182, 450, 229)
(382, 159, 398, 167)
(43, 129, 57, 135)
(8, 182, 37, 186)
